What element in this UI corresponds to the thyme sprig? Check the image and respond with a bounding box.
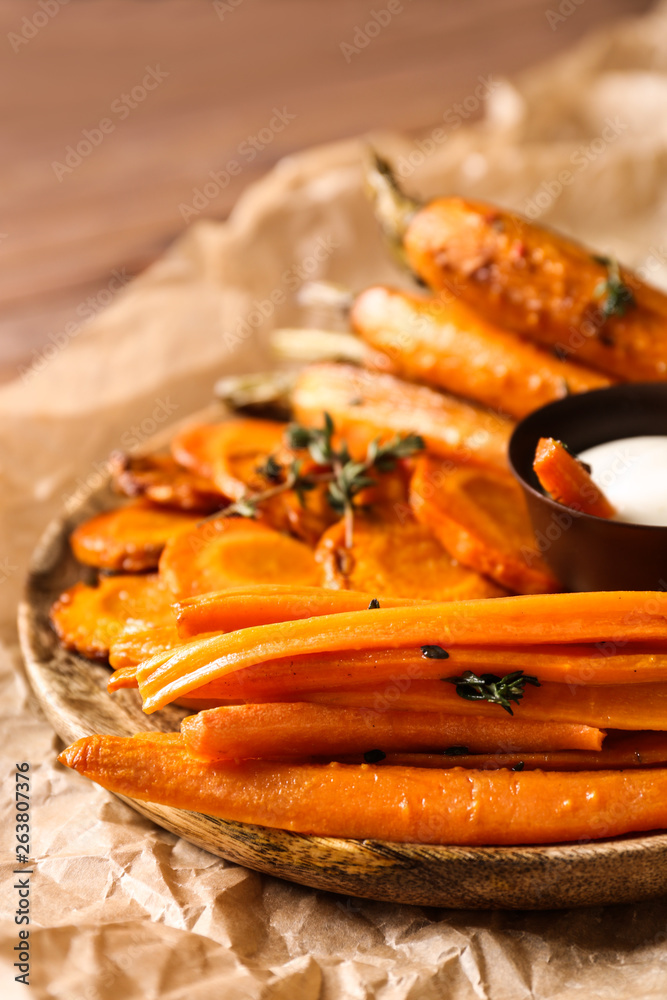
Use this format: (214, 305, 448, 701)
(593, 256, 636, 318)
(443, 670, 540, 716)
(207, 413, 424, 547)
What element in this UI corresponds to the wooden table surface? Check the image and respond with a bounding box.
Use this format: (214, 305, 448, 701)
(0, 0, 653, 384)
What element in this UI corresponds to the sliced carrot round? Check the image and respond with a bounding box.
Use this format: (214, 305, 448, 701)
(159, 516, 320, 598)
(171, 419, 287, 489)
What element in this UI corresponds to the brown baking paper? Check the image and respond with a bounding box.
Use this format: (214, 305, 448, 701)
(3, 5, 667, 997)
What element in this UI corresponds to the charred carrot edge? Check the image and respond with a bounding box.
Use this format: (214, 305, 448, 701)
(533, 437, 616, 519)
(59, 734, 667, 844)
(136, 592, 667, 712)
(351, 286, 612, 420)
(175, 585, 422, 638)
(180, 702, 603, 760)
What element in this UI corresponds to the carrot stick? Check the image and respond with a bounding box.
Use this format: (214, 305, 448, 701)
(58, 734, 667, 844)
(181, 702, 603, 759)
(533, 437, 616, 519)
(302, 679, 667, 731)
(175, 584, 421, 638)
(137, 591, 667, 712)
(351, 286, 612, 420)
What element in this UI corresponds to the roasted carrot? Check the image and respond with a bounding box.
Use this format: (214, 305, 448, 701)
(533, 437, 616, 519)
(109, 624, 183, 668)
(181, 702, 603, 760)
(171, 419, 286, 482)
(59, 734, 667, 844)
(70, 499, 201, 572)
(315, 508, 505, 600)
(305, 679, 667, 731)
(158, 517, 320, 598)
(107, 665, 140, 691)
(410, 455, 559, 594)
(110, 451, 225, 513)
(50, 574, 175, 660)
(346, 732, 667, 771)
(292, 363, 513, 472)
(136, 591, 667, 712)
(403, 196, 667, 382)
(352, 286, 611, 419)
(175, 584, 421, 638)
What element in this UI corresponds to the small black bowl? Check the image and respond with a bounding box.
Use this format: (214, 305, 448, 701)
(509, 383, 667, 592)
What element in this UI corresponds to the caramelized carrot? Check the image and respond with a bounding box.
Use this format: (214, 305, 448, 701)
(110, 452, 225, 513)
(107, 665, 139, 691)
(181, 702, 603, 760)
(50, 575, 175, 660)
(175, 584, 421, 638)
(410, 455, 559, 594)
(158, 517, 320, 598)
(404, 196, 667, 382)
(137, 591, 667, 712)
(315, 509, 505, 600)
(59, 734, 667, 844)
(352, 286, 611, 419)
(70, 499, 201, 572)
(171, 419, 286, 481)
(109, 624, 183, 668)
(533, 437, 616, 519)
(292, 363, 513, 471)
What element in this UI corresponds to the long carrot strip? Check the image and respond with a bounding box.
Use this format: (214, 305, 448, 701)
(175, 585, 421, 638)
(533, 437, 616, 519)
(59, 734, 667, 844)
(180, 702, 603, 760)
(137, 592, 667, 712)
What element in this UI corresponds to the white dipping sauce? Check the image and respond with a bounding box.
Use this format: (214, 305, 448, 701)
(578, 436, 667, 527)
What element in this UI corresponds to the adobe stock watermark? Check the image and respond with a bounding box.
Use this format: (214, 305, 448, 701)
(51, 65, 169, 181)
(523, 116, 628, 219)
(394, 76, 501, 179)
(212, 0, 246, 20)
(545, 0, 586, 31)
(179, 107, 296, 222)
(18, 269, 131, 382)
(340, 0, 409, 63)
(8, 0, 70, 53)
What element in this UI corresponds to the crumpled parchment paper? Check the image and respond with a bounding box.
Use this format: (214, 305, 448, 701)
(3, 5, 667, 997)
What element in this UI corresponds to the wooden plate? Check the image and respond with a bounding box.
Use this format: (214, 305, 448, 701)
(17, 478, 667, 909)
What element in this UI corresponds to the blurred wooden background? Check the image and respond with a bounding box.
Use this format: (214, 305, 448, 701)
(0, 0, 653, 383)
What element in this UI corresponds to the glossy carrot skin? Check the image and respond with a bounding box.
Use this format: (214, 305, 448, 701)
(404, 197, 667, 381)
(137, 592, 667, 712)
(533, 437, 616, 519)
(59, 734, 667, 845)
(351, 286, 611, 419)
(180, 702, 603, 759)
(292, 363, 513, 471)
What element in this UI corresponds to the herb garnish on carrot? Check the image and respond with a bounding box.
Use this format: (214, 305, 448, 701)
(443, 670, 541, 715)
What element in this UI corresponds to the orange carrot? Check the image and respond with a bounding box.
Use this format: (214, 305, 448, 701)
(170, 419, 286, 482)
(59, 734, 667, 844)
(181, 702, 603, 760)
(109, 625, 182, 668)
(110, 452, 225, 513)
(533, 437, 616, 519)
(351, 286, 611, 419)
(410, 455, 559, 594)
(107, 666, 139, 691)
(175, 584, 421, 638)
(137, 591, 667, 712)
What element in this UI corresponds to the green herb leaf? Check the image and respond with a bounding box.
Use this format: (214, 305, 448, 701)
(421, 644, 449, 660)
(363, 749, 386, 763)
(367, 598, 381, 609)
(442, 670, 540, 715)
(594, 258, 635, 318)
(512, 761, 525, 771)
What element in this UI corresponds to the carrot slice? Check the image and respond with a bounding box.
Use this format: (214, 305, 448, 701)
(292, 363, 513, 471)
(158, 517, 320, 598)
(181, 702, 603, 760)
(50, 574, 175, 660)
(175, 584, 421, 637)
(410, 455, 559, 594)
(171, 419, 286, 482)
(315, 509, 505, 600)
(348, 732, 667, 771)
(352, 286, 612, 419)
(136, 591, 667, 712)
(108, 624, 183, 668)
(107, 665, 140, 691)
(70, 499, 201, 572)
(404, 196, 667, 382)
(110, 452, 225, 513)
(59, 734, 667, 844)
(533, 437, 616, 519)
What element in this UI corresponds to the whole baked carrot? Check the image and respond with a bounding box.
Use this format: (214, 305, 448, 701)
(175, 584, 422, 638)
(292, 363, 513, 471)
(402, 196, 667, 382)
(180, 702, 603, 759)
(59, 734, 667, 844)
(351, 286, 611, 419)
(137, 591, 667, 712)
(533, 437, 616, 519)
